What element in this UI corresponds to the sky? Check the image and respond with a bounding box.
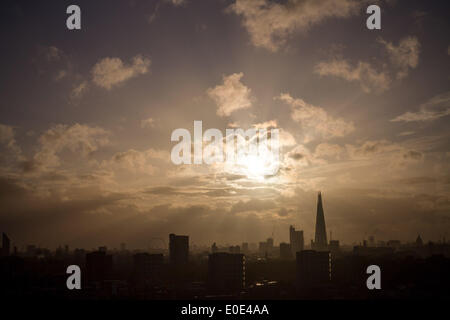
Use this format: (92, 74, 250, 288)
(0, 0, 449, 249)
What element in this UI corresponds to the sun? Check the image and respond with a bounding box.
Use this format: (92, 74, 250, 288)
(243, 154, 267, 179)
(232, 150, 280, 181)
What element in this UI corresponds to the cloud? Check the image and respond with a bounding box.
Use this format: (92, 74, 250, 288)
(395, 176, 436, 185)
(99, 147, 170, 179)
(314, 143, 344, 159)
(346, 140, 399, 159)
(0, 124, 19, 150)
(315, 36, 419, 93)
(279, 129, 297, 147)
(403, 150, 423, 161)
(147, 0, 187, 24)
(35, 45, 72, 82)
(391, 91, 450, 122)
(165, 0, 186, 6)
(285, 144, 314, 167)
(278, 207, 291, 217)
(33, 123, 110, 170)
(0, 124, 21, 157)
(229, 0, 359, 52)
(40, 45, 64, 62)
(398, 131, 415, 136)
(251, 120, 296, 147)
(54, 70, 68, 81)
(207, 73, 253, 117)
(230, 198, 276, 214)
(346, 140, 424, 166)
(278, 93, 355, 141)
(91, 55, 151, 90)
(105, 149, 157, 175)
(70, 81, 89, 101)
(289, 152, 304, 161)
(378, 36, 420, 79)
(141, 117, 155, 128)
(252, 120, 278, 129)
(314, 59, 391, 93)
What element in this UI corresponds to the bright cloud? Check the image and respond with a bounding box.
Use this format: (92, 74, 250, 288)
(141, 117, 155, 128)
(278, 93, 355, 141)
(379, 36, 420, 79)
(207, 73, 253, 117)
(229, 0, 359, 51)
(391, 91, 450, 122)
(33, 123, 110, 169)
(314, 59, 391, 93)
(91, 55, 151, 90)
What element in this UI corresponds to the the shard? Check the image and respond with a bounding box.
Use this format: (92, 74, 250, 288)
(314, 192, 328, 251)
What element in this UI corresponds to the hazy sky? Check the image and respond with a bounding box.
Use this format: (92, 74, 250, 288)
(0, 0, 449, 249)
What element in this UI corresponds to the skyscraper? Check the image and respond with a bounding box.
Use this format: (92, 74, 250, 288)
(279, 242, 293, 260)
(208, 252, 245, 293)
(313, 192, 328, 251)
(133, 253, 163, 283)
(289, 226, 304, 256)
(296, 250, 331, 289)
(169, 233, 189, 265)
(241, 242, 249, 254)
(86, 250, 113, 283)
(266, 237, 274, 255)
(1, 233, 10, 257)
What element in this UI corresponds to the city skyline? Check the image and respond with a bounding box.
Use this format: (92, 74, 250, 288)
(0, 0, 449, 249)
(0, 190, 437, 252)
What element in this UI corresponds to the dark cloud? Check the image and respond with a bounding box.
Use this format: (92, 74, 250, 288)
(289, 153, 304, 161)
(403, 150, 423, 160)
(395, 177, 436, 185)
(230, 198, 277, 214)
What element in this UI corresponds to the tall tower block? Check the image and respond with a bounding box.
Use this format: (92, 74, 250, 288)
(314, 192, 328, 251)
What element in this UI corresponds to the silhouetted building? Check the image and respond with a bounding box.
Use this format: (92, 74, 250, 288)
(74, 248, 86, 264)
(329, 240, 340, 253)
(387, 240, 401, 249)
(259, 241, 268, 257)
(1, 233, 10, 257)
(26, 245, 36, 257)
(312, 192, 328, 251)
(169, 233, 189, 265)
(296, 250, 331, 289)
(266, 238, 274, 255)
(208, 253, 245, 292)
(353, 245, 394, 256)
(369, 235, 375, 247)
(279, 242, 293, 260)
(242, 242, 249, 254)
(133, 253, 163, 283)
(86, 251, 113, 283)
(289, 225, 304, 256)
(229, 245, 240, 254)
(416, 234, 423, 247)
(211, 242, 218, 254)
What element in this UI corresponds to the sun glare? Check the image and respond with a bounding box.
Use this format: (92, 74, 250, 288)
(232, 150, 279, 181)
(243, 155, 267, 178)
